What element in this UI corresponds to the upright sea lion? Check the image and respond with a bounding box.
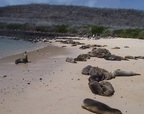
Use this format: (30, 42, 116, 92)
(82, 98, 122, 114)
(113, 69, 140, 76)
(22, 51, 28, 63)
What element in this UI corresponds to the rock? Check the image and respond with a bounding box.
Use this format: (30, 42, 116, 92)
(75, 54, 90, 61)
(3, 75, 7, 78)
(89, 48, 111, 58)
(66, 57, 77, 63)
(135, 56, 144, 59)
(125, 55, 136, 59)
(104, 54, 127, 61)
(79, 45, 91, 49)
(124, 46, 129, 48)
(112, 46, 120, 49)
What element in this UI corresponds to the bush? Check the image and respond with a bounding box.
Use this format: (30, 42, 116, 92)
(55, 24, 69, 33)
(113, 28, 143, 38)
(35, 26, 49, 32)
(138, 30, 144, 39)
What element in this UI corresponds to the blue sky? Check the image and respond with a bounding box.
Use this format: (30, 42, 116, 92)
(0, 0, 144, 10)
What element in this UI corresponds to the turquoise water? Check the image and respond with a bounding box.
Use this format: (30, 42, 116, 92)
(0, 37, 47, 58)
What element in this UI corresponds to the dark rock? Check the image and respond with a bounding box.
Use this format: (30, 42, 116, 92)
(112, 46, 120, 49)
(104, 54, 127, 61)
(79, 45, 91, 49)
(135, 56, 144, 59)
(3, 75, 7, 78)
(125, 55, 136, 59)
(66, 57, 77, 63)
(75, 54, 90, 61)
(89, 48, 111, 58)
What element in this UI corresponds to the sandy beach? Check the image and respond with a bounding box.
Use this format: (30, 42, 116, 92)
(0, 37, 144, 114)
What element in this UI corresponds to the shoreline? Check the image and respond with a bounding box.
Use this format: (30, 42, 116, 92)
(0, 37, 144, 114)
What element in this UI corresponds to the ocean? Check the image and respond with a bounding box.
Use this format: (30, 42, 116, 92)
(0, 36, 47, 58)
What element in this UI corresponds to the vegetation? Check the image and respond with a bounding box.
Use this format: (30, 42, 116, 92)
(113, 28, 144, 39)
(90, 26, 107, 35)
(0, 22, 144, 39)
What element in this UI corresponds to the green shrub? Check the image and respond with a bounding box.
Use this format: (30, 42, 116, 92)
(35, 26, 49, 32)
(138, 30, 144, 39)
(90, 26, 106, 35)
(55, 24, 69, 33)
(113, 28, 143, 38)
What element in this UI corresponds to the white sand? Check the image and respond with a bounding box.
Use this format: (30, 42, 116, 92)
(0, 38, 144, 114)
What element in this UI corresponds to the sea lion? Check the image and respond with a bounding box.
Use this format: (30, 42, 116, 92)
(15, 58, 23, 64)
(113, 69, 140, 76)
(88, 81, 104, 96)
(22, 51, 28, 63)
(89, 75, 104, 82)
(100, 81, 115, 96)
(82, 98, 122, 114)
(89, 67, 115, 80)
(81, 65, 92, 75)
(88, 79, 115, 96)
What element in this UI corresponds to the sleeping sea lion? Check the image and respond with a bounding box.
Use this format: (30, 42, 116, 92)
(81, 65, 92, 75)
(113, 69, 140, 76)
(88, 75, 104, 82)
(82, 98, 122, 114)
(88, 81, 104, 96)
(100, 81, 115, 96)
(88, 79, 115, 96)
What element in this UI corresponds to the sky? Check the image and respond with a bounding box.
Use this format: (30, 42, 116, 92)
(0, 0, 144, 10)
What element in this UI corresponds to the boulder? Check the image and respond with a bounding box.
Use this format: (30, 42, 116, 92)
(89, 48, 111, 58)
(75, 54, 90, 61)
(66, 57, 77, 63)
